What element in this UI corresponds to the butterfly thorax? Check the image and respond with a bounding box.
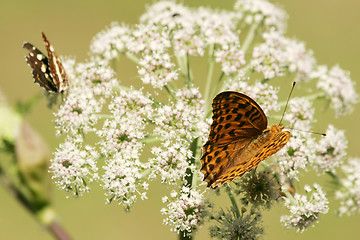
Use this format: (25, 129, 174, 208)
(248, 124, 285, 151)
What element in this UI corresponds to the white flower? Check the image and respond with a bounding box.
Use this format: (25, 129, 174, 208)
(138, 51, 178, 88)
(161, 187, 207, 235)
(281, 184, 329, 232)
(195, 7, 239, 45)
(276, 131, 316, 180)
(283, 97, 314, 130)
(90, 22, 131, 63)
(54, 84, 101, 135)
(314, 125, 347, 173)
(128, 24, 171, 54)
(97, 89, 152, 155)
(252, 31, 315, 80)
(214, 43, 246, 75)
(50, 136, 99, 196)
(314, 65, 358, 116)
(234, 0, 287, 32)
(102, 148, 148, 210)
(335, 158, 360, 216)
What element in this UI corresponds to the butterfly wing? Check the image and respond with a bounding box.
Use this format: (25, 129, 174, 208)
(211, 130, 290, 187)
(23, 42, 58, 92)
(42, 32, 68, 93)
(200, 91, 268, 188)
(208, 91, 267, 145)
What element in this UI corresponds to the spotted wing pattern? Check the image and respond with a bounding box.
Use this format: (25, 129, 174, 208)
(210, 129, 290, 187)
(200, 91, 290, 188)
(23, 32, 68, 93)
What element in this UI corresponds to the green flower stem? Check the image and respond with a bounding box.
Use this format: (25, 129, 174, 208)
(123, 52, 140, 64)
(282, 188, 296, 204)
(326, 171, 341, 185)
(95, 114, 115, 120)
(277, 92, 326, 107)
(164, 85, 177, 101)
(37, 206, 72, 240)
(241, 22, 260, 54)
(141, 134, 161, 144)
(47, 220, 73, 240)
(178, 138, 199, 240)
(0, 169, 72, 240)
(226, 184, 240, 218)
(206, 71, 225, 118)
(204, 44, 216, 116)
(185, 53, 193, 87)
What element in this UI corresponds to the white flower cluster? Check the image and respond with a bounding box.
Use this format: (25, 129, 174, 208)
(102, 150, 149, 210)
(90, 22, 131, 62)
(149, 88, 207, 183)
(234, 0, 287, 32)
(281, 184, 329, 232)
(336, 158, 360, 216)
(215, 44, 245, 75)
(46, 0, 357, 237)
(284, 97, 314, 130)
(314, 65, 358, 116)
(161, 187, 207, 235)
(98, 90, 152, 206)
(275, 98, 316, 179)
(50, 137, 99, 196)
(138, 51, 178, 88)
(314, 125, 347, 173)
(252, 31, 315, 80)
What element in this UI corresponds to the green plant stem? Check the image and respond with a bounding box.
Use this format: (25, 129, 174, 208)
(47, 221, 72, 240)
(241, 22, 260, 54)
(178, 138, 198, 240)
(141, 134, 161, 144)
(123, 52, 140, 64)
(95, 114, 115, 120)
(185, 53, 193, 87)
(204, 44, 215, 116)
(277, 92, 326, 107)
(206, 71, 226, 118)
(282, 188, 296, 204)
(226, 184, 240, 218)
(326, 171, 341, 185)
(164, 85, 177, 101)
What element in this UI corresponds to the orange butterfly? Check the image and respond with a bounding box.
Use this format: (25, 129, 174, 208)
(200, 91, 290, 188)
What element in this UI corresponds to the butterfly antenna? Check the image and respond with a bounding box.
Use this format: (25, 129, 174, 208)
(289, 128, 326, 136)
(279, 81, 296, 125)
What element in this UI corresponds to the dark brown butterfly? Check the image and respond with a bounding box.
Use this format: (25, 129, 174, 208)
(200, 91, 290, 188)
(23, 32, 68, 94)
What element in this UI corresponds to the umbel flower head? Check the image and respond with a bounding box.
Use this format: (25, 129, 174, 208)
(37, 0, 357, 238)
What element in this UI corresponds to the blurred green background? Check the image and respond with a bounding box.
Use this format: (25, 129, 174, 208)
(1, 0, 360, 239)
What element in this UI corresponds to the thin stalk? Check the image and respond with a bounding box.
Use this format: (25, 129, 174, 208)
(282, 188, 296, 204)
(241, 22, 260, 54)
(277, 92, 326, 107)
(226, 184, 240, 218)
(326, 171, 341, 185)
(204, 44, 216, 116)
(95, 114, 115, 120)
(141, 134, 161, 144)
(123, 52, 140, 64)
(164, 85, 177, 101)
(176, 55, 187, 80)
(47, 221, 72, 240)
(178, 138, 198, 240)
(206, 71, 225, 118)
(211, 71, 225, 99)
(185, 53, 193, 87)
